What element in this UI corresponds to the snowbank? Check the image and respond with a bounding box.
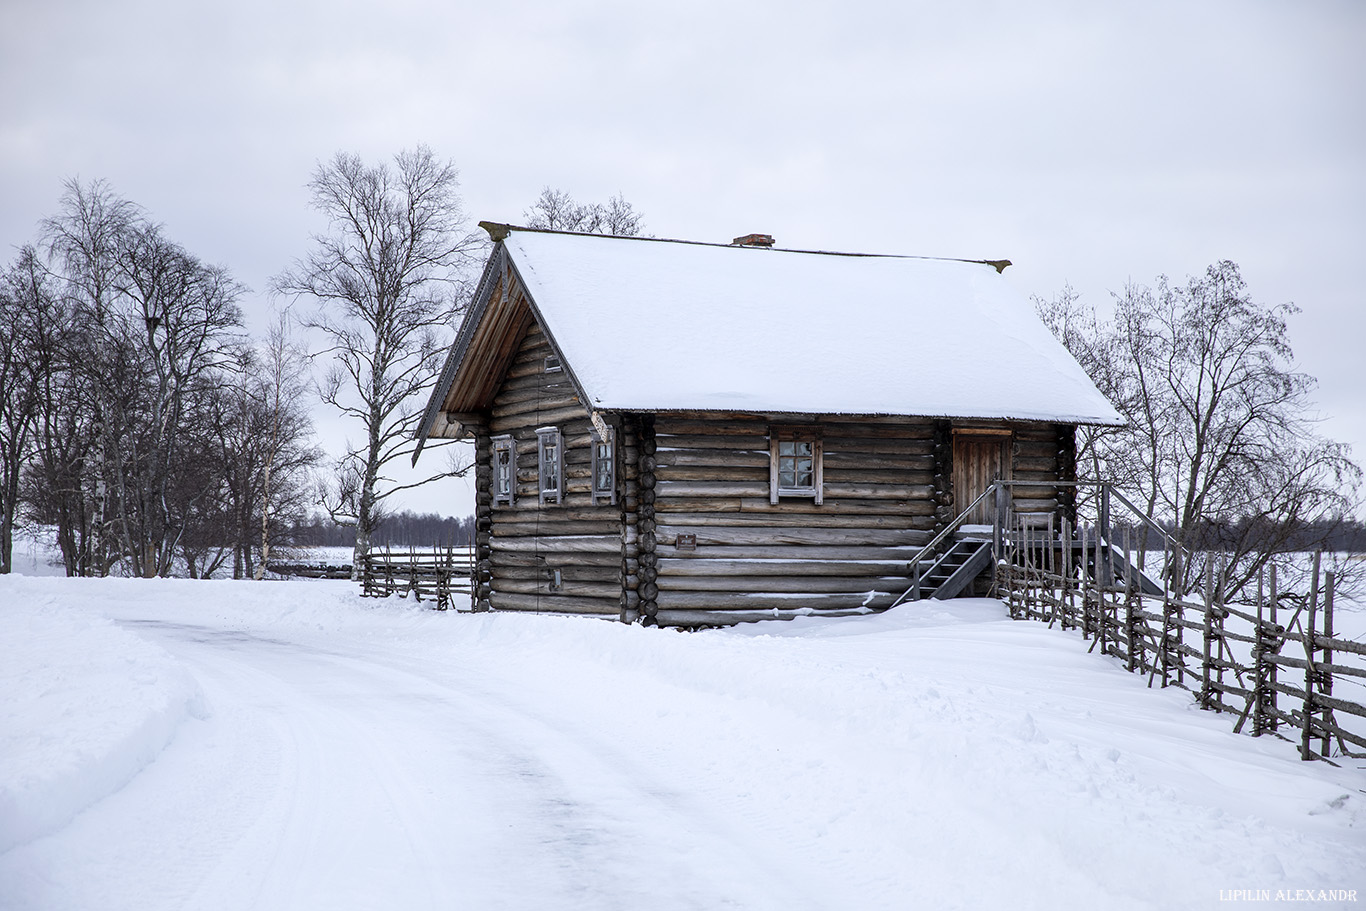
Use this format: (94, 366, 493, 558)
(0, 578, 208, 853)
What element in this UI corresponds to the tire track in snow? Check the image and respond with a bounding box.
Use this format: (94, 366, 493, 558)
(9, 618, 833, 911)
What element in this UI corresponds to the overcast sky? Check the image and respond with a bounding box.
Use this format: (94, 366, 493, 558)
(3, 0, 1363, 518)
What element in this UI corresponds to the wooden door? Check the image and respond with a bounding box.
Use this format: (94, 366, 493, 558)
(953, 434, 1011, 524)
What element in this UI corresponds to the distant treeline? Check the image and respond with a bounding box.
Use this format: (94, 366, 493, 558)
(291, 511, 475, 548)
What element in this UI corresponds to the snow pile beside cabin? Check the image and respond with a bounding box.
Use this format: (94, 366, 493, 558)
(505, 231, 1122, 424)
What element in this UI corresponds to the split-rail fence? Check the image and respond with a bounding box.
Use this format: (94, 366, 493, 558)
(985, 481, 1365, 764)
(358, 544, 474, 611)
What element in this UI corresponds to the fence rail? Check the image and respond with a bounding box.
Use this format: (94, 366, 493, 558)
(997, 518, 1366, 763)
(359, 544, 474, 611)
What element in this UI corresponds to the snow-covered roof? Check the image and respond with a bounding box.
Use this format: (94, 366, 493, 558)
(495, 229, 1121, 425)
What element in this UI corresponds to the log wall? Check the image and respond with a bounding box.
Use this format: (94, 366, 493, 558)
(465, 319, 1075, 627)
(649, 413, 938, 626)
(482, 323, 625, 618)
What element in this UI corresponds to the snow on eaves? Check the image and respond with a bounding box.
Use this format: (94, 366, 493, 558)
(505, 231, 1123, 426)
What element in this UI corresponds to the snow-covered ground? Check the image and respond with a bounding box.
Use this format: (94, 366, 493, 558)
(2, 573, 1363, 910)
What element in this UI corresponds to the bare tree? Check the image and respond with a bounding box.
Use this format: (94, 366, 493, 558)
(1037, 261, 1362, 599)
(523, 186, 643, 236)
(32, 178, 246, 577)
(0, 248, 54, 573)
(273, 146, 479, 572)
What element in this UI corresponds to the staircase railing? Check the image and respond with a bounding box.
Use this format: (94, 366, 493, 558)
(888, 479, 1195, 610)
(888, 482, 1004, 609)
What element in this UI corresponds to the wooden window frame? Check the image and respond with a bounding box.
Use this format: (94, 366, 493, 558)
(591, 426, 616, 506)
(536, 426, 564, 506)
(492, 434, 516, 507)
(769, 427, 823, 505)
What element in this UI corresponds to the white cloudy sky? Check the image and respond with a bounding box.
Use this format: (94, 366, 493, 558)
(3, 0, 1363, 518)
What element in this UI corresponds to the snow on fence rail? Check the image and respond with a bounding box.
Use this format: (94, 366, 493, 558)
(996, 522, 1366, 763)
(358, 544, 474, 611)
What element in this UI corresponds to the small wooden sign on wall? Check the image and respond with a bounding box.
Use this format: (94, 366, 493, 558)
(675, 533, 697, 551)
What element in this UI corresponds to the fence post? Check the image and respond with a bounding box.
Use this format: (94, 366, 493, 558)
(1253, 567, 1266, 736)
(1124, 527, 1137, 672)
(1269, 563, 1280, 732)
(1099, 484, 1112, 588)
(994, 482, 1006, 563)
(1301, 551, 1321, 761)
(1202, 557, 1214, 709)
(1321, 570, 1335, 758)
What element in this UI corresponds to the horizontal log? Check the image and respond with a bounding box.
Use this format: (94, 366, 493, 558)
(490, 535, 623, 553)
(492, 522, 625, 538)
(661, 575, 912, 594)
(655, 434, 766, 451)
(489, 591, 621, 616)
(1315, 635, 1366, 657)
(658, 558, 911, 577)
(489, 406, 593, 433)
(824, 452, 936, 471)
(656, 481, 769, 498)
(493, 505, 622, 523)
(655, 525, 927, 547)
(492, 390, 582, 417)
(1012, 457, 1058, 473)
(1268, 654, 1366, 679)
(664, 544, 922, 561)
(654, 590, 900, 611)
(652, 607, 877, 628)
(739, 497, 936, 516)
(1267, 681, 1366, 720)
(656, 449, 770, 469)
(653, 416, 935, 438)
(650, 496, 937, 517)
(491, 550, 622, 567)
(656, 466, 768, 483)
(494, 578, 622, 598)
(652, 512, 934, 530)
(493, 564, 622, 583)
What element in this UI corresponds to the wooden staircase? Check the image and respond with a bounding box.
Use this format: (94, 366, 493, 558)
(913, 538, 995, 600)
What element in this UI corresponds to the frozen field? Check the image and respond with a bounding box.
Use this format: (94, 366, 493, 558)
(1, 573, 1363, 910)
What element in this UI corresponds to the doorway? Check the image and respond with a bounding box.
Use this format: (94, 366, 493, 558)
(953, 431, 1012, 525)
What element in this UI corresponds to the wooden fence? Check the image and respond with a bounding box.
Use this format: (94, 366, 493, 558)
(359, 544, 474, 611)
(996, 518, 1366, 763)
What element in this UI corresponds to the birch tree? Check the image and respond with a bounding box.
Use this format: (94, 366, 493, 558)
(273, 146, 479, 571)
(1037, 261, 1361, 598)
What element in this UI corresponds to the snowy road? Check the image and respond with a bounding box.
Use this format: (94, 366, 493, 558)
(5, 614, 826, 911)
(3, 577, 1365, 910)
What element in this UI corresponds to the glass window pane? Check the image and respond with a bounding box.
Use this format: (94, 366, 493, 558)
(779, 469, 796, 487)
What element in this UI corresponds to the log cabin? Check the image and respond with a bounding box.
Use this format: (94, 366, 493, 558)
(414, 223, 1123, 627)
